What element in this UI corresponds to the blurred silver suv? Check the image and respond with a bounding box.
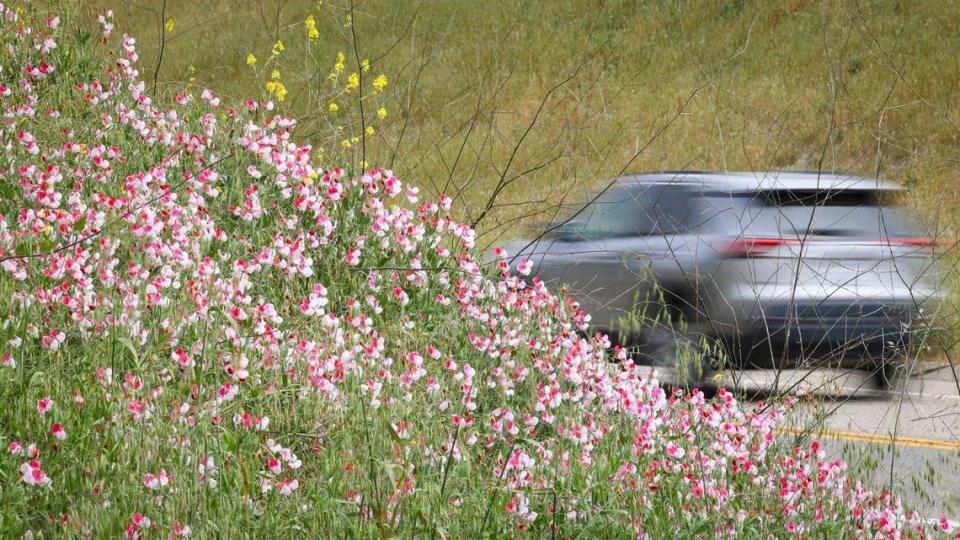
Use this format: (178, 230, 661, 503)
(507, 171, 944, 384)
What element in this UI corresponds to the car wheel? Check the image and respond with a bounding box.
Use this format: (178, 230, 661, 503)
(877, 360, 913, 393)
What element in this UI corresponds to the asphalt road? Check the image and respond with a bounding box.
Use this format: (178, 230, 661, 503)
(720, 365, 960, 518)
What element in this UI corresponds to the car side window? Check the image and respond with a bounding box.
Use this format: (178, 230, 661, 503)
(574, 188, 647, 238)
(562, 184, 698, 239)
(637, 184, 698, 235)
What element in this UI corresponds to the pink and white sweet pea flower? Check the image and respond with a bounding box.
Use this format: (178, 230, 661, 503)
(276, 478, 299, 496)
(516, 258, 532, 276)
(36, 397, 53, 417)
(20, 459, 51, 487)
(143, 469, 171, 490)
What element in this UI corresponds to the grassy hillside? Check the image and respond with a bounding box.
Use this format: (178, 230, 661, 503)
(89, 0, 960, 245)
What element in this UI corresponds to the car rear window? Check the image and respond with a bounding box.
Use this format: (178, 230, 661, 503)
(741, 189, 916, 238)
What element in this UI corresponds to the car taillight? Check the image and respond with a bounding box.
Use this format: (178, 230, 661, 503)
(887, 237, 949, 248)
(722, 237, 796, 258)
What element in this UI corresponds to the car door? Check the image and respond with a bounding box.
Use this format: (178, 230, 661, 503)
(524, 183, 663, 331)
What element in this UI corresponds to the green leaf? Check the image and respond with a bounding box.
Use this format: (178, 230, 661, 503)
(28, 370, 47, 388)
(692, 518, 713, 536)
(117, 337, 140, 367)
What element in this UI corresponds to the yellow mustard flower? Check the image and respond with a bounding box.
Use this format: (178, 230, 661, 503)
(165, 18, 174, 33)
(365, 126, 375, 137)
(266, 70, 287, 102)
(345, 72, 359, 92)
(361, 59, 370, 73)
(328, 102, 339, 113)
(246, 53, 257, 66)
(372, 74, 387, 92)
(305, 15, 320, 42)
(272, 40, 285, 55)
(377, 107, 387, 119)
(274, 83, 288, 102)
(341, 139, 352, 149)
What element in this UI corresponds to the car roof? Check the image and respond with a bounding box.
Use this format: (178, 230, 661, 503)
(617, 171, 902, 192)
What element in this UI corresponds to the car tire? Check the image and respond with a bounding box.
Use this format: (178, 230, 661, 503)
(877, 360, 913, 393)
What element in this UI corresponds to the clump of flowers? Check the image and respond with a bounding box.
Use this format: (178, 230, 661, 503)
(305, 14, 319, 42)
(0, 3, 954, 538)
(265, 69, 288, 102)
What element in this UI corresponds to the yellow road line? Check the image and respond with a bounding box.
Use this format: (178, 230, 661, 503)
(775, 426, 960, 452)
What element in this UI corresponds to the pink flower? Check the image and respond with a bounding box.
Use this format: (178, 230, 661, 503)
(50, 423, 66, 440)
(516, 258, 532, 276)
(20, 460, 51, 487)
(277, 478, 299, 496)
(171, 347, 194, 369)
(345, 246, 361, 265)
(36, 397, 53, 416)
(143, 469, 171, 490)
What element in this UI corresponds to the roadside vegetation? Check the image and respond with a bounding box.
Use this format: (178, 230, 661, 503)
(0, 1, 957, 537)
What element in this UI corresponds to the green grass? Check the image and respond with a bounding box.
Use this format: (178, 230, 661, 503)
(90, 0, 960, 245)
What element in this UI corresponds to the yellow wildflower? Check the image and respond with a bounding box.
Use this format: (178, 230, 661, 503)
(361, 59, 370, 72)
(165, 18, 174, 33)
(335, 52, 345, 73)
(305, 15, 320, 42)
(377, 107, 387, 119)
(345, 72, 359, 92)
(272, 40, 285, 55)
(328, 102, 339, 113)
(372, 74, 387, 92)
(246, 53, 257, 66)
(341, 139, 352, 149)
(274, 83, 288, 102)
(265, 71, 287, 102)
(365, 126, 375, 137)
